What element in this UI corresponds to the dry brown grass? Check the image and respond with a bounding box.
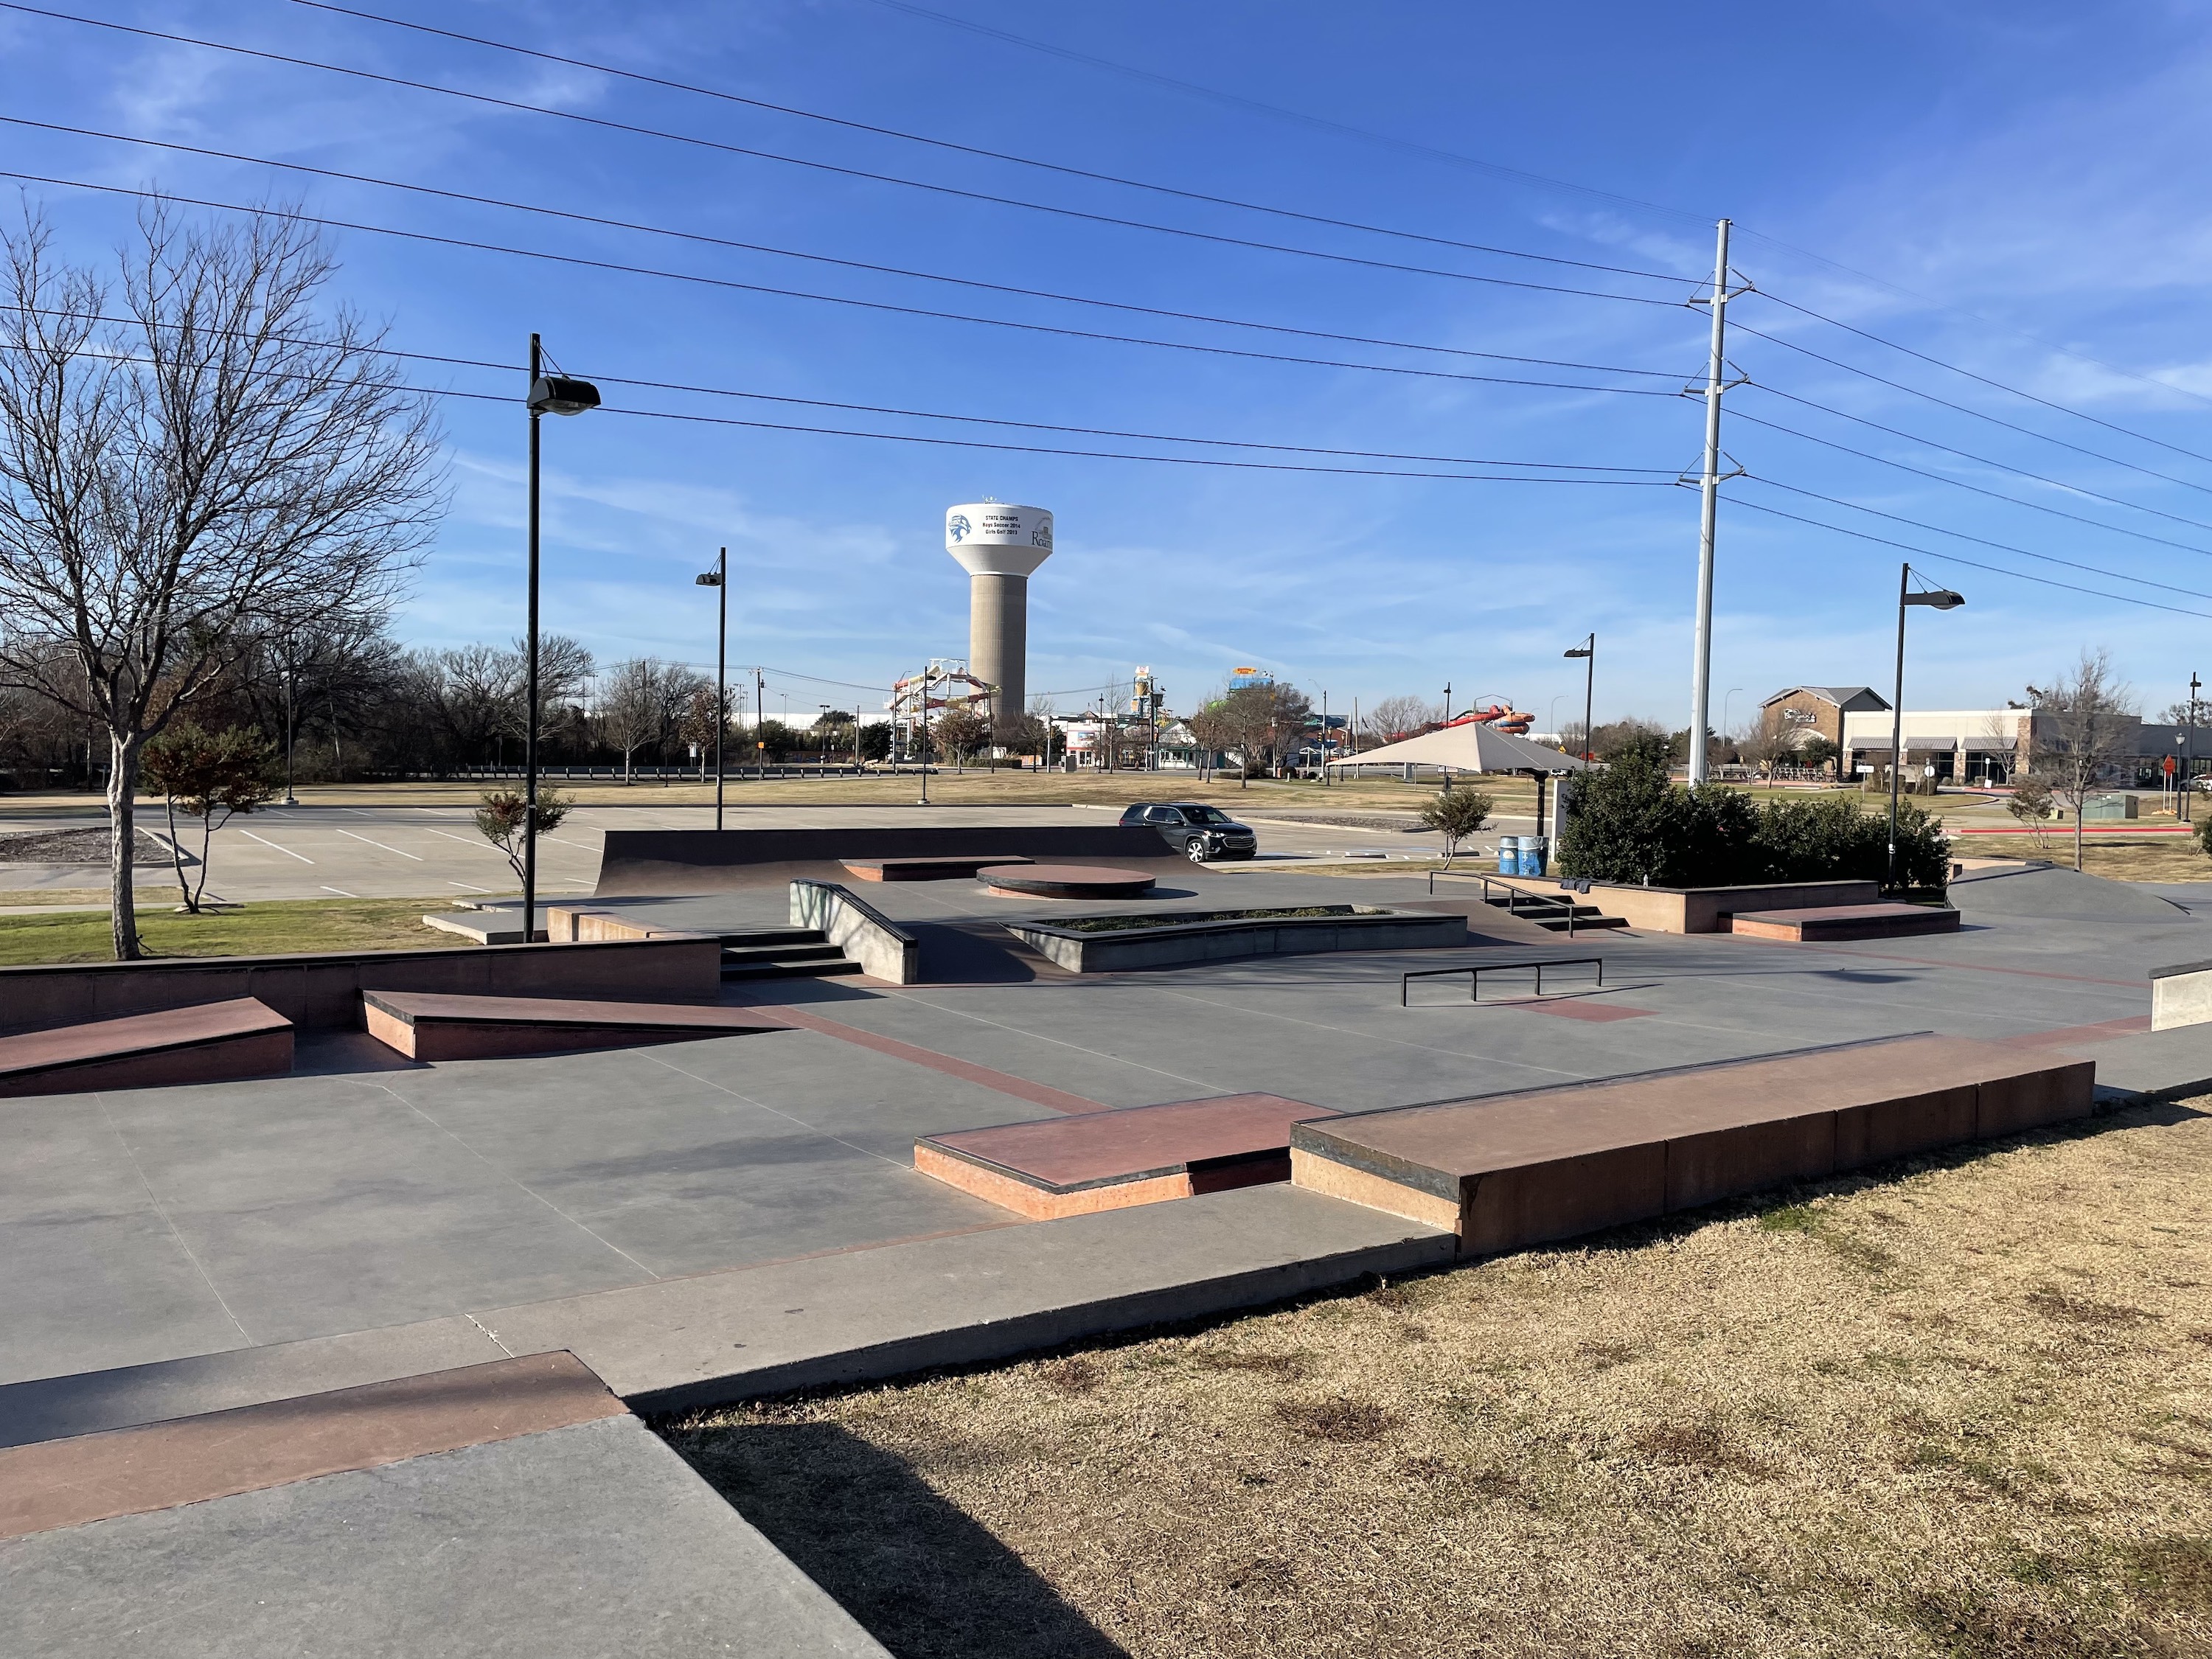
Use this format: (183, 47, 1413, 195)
(667, 1103, 2212, 1659)
(1954, 835, 2212, 883)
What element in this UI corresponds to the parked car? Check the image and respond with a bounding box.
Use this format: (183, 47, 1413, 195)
(1119, 801, 1259, 862)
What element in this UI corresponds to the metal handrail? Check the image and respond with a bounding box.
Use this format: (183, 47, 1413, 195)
(1427, 869, 1578, 937)
(1401, 956, 1604, 1006)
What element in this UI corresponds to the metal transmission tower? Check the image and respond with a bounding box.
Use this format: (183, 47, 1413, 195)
(1685, 218, 1747, 786)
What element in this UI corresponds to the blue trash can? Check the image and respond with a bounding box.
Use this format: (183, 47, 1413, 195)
(1519, 836, 1548, 877)
(1495, 836, 1520, 874)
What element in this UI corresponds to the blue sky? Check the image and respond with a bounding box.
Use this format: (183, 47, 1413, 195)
(6, 0, 2212, 731)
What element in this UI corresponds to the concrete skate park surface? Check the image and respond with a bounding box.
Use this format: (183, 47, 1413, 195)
(9, 820, 2212, 1650)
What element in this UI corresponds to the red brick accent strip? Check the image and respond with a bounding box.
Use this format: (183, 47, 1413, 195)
(0, 1351, 623, 1541)
(765, 1005, 1105, 1115)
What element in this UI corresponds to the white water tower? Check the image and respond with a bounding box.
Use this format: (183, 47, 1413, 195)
(945, 501, 1052, 723)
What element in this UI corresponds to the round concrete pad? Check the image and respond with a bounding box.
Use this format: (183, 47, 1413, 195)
(978, 863, 1158, 899)
(1949, 862, 2191, 922)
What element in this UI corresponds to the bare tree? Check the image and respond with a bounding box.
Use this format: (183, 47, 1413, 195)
(599, 657, 667, 782)
(1366, 694, 1436, 742)
(1739, 715, 1800, 778)
(0, 201, 442, 956)
(2027, 650, 2137, 872)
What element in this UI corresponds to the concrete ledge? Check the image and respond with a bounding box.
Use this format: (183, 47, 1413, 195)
(789, 880, 921, 984)
(840, 855, 1031, 883)
(1290, 1035, 2095, 1251)
(916, 1093, 1339, 1219)
(0, 998, 292, 1099)
(1004, 905, 1465, 973)
(1578, 877, 1882, 933)
(361, 991, 789, 1061)
(0, 936, 723, 1036)
(1731, 902, 1960, 942)
(2152, 959, 2212, 1031)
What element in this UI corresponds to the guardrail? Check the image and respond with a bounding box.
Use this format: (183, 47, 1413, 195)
(1427, 870, 1581, 936)
(1401, 956, 1604, 1006)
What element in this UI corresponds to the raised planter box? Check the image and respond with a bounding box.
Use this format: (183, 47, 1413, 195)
(1576, 878, 1882, 934)
(1004, 905, 1465, 973)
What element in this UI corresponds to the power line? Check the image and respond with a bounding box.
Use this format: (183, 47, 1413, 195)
(289, 0, 1693, 285)
(6, 117, 1692, 383)
(1726, 406, 2212, 559)
(1734, 317, 2212, 486)
(452, 388, 1683, 484)
(857, 0, 2212, 417)
(4, 300, 1676, 472)
(3, 171, 1690, 402)
(1725, 493, 2212, 621)
(1756, 290, 2212, 465)
(1742, 379, 2212, 531)
(848, 0, 1721, 232)
(1739, 476, 2212, 602)
(0, 4, 1695, 307)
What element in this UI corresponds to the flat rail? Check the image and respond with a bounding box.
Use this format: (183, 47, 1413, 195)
(1402, 956, 1604, 1007)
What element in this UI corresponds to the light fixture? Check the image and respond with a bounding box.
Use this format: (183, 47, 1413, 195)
(527, 375, 600, 416)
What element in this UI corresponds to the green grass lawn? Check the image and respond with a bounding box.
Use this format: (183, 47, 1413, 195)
(0, 897, 465, 966)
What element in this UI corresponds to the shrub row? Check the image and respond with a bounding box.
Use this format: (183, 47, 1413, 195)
(1557, 736, 1949, 889)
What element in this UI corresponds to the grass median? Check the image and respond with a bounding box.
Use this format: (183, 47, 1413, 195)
(667, 1102, 2212, 1659)
(0, 896, 472, 966)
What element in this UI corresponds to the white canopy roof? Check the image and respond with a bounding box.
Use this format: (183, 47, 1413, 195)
(1329, 722, 1590, 776)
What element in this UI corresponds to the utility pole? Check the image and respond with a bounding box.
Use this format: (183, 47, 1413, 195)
(754, 667, 766, 780)
(1686, 218, 1741, 786)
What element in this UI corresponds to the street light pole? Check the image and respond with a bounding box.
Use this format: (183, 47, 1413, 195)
(524, 333, 542, 938)
(280, 636, 299, 807)
(1888, 563, 1966, 891)
(694, 548, 726, 830)
(1565, 635, 1595, 762)
(2185, 672, 2201, 825)
(522, 335, 599, 943)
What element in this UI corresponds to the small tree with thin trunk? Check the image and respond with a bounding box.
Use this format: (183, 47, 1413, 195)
(475, 787, 573, 891)
(0, 201, 441, 957)
(142, 721, 279, 913)
(2006, 774, 2055, 852)
(1419, 786, 1495, 869)
(2027, 651, 2135, 872)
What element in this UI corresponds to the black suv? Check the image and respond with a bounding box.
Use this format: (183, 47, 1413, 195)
(1119, 801, 1259, 863)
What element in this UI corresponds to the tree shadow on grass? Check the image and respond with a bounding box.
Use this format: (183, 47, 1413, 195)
(667, 1419, 1127, 1659)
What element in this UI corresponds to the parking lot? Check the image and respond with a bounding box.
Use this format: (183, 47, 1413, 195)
(0, 798, 1483, 905)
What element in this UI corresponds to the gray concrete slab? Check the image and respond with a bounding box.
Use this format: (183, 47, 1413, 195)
(2073, 1022, 2212, 1100)
(479, 1182, 1454, 1411)
(1, 1413, 890, 1658)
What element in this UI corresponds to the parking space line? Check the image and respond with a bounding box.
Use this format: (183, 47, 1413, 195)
(449, 881, 492, 892)
(240, 830, 312, 863)
(321, 885, 358, 897)
(335, 829, 423, 861)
